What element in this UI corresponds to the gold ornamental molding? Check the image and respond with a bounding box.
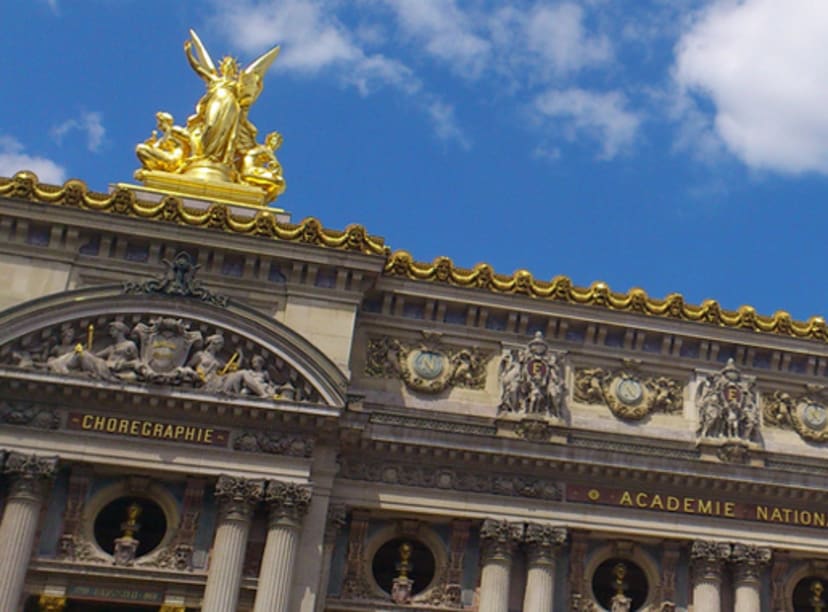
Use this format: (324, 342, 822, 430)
(3, 171, 828, 343)
(0, 172, 387, 256)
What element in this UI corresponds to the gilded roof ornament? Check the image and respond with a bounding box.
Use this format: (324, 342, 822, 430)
(134, 30, 285, 206)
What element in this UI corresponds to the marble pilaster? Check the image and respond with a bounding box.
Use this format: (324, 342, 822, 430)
(252, 480, 312, 612)
(201, 475, 264, 612)
(0, 452, 58, 612)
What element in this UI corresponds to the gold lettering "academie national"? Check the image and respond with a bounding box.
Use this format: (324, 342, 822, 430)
(80, 414, 214, 444)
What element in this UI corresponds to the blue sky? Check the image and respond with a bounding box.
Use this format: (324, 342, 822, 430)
(2, 1, 827, 321)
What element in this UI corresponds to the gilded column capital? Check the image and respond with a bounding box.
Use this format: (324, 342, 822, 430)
(4, 452, 58, 500)
(524, 524, 567, 566)
(264, 479, 312, 526)
(214, 475, 264, 522)
(690, 540, 731, 584)
(731, 543, 772, 583)
(38, 595, 67, 612)
(480, 519, 523, 563)
(159, 606, 186, 612)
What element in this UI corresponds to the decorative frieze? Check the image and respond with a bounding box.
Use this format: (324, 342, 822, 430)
(498, 332, 565, 419)
(0, 402, 59, 430)
(339, 457, 561, 500)
(365, 333, 488, 393)
(573, 366, 682, 420)
(233, 431, 313, 457)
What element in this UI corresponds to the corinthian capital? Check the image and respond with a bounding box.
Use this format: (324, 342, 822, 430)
(524, 524, 567, 565)
(214, 475, 264, 521)
(480, 519, 523, 563)
(731, 543, 772, 583)
(264, 479, 312, 525)
(691, 540, 731, 583)
(4, 452, 58, 499)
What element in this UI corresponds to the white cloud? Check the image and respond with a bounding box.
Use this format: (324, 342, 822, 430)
(52, 111, 105, 152)
(674, 0, 828, 174)
(208, 0, 468, 146)
(383, 0, 490, 78)
(0, 136, 66, 184)
(209, 0, 415, 92)
(534, 88, 640, 159)
(426, 101, 470, 150)
(524, 3, 612, 77)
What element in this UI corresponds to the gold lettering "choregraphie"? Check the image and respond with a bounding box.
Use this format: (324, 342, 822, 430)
(79, 414, 215, 444)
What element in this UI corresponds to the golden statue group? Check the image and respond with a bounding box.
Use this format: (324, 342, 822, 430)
(135, 30, 285, 204)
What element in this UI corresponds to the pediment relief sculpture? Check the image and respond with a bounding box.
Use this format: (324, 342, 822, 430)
(498, 332, 565, 419)
(573, 365, 683, 420)
(695, 359, 759, 443)
(1, 316, 318, 403)
(365, 333, 488, 394)
(763, 389, 828, 442)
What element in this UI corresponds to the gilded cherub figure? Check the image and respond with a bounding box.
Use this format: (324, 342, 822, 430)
(240, 131, 286, 200)
(135, 112, 191, 173)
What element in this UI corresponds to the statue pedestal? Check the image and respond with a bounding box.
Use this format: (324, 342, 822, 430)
(133, 169, 276, 209)
(114, 181, 291, 223)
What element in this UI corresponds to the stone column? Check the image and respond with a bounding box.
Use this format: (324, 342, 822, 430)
(522, 524, 567, 612)
(731, 544, 771, 612)
(690, 540, 731, 612)
(252, 480, 312, 612)
(0, 452, 58, 612)
(201, 475, 264, 612)
(478, 519, 523, 612)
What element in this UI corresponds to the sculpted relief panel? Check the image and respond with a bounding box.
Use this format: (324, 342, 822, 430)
(365, 333, 488, 394)
(763, 389, 828, 442)
(1, 316, 319, 403)
(498, 332, 565, 419)
(696, 359, 760, 445)
(573, 364, 683, 420)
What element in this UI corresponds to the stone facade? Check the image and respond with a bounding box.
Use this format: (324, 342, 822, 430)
(2, 173, 828, 611)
